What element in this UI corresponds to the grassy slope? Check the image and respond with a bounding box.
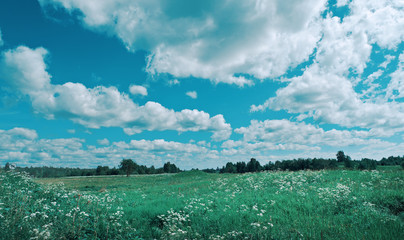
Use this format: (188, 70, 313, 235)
(32, 169, 404, 239)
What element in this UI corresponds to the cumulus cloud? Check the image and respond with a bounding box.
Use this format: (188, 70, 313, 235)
(218, 119, 398, 159)
(234, 119, 377, 146)
(0, 127, 85, 166)
(0, 127, 38, 140)
(117, 139, 206, 153)
(168, 79, 180, 86)
(252, 65, 404, 136)
(251, 1, 404, 136)
(0, 127, 220, 169)
(186, 91, 197, 99)
(0, 46, 231, 140)
(387, 52, 404, 100)
(0, 126, 401, 169)
(39, 0, 327, 86)
(97, 138, 110, 146)
(129, 84, 147, 96)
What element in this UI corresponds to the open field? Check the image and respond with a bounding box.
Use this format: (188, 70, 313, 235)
(1, 169, 403, 239)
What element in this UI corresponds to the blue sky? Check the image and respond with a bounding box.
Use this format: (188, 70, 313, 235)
(0, 0, 403, 169)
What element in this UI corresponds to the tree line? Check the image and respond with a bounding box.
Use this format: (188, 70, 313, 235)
(2, 159, 180, 178)
(2, 151, 403, 177)
(203, 151, 404, 174)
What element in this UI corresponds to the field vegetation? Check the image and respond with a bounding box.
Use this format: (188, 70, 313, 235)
(1, 167, 403, 239)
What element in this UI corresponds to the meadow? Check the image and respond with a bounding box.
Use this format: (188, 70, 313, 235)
(0, 168, 403, 239)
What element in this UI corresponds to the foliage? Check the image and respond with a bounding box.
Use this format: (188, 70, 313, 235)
(358, 158, 377, 170)
(336, 150, 346, 162)
(14, 166, 97, 178)
(163, 162, 181, 173)
(4, 162, 10, 171)
(0, 171, 139, 240)
(119, 159, 136, 177)
(218, 158, 338, 173)
(28, 168, 404, 239)
(9, 160, 180, 178)
(380, 156, 404, 166)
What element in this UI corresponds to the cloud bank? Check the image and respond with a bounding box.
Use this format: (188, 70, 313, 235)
(39, 0, 328, 86)
(0, 46, 231, 141)
(251, 0, 404, 137)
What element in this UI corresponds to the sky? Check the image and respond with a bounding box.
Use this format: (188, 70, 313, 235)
(0, 0, 403, 169)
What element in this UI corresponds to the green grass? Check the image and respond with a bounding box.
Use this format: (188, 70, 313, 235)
(1, 169, 403, 239)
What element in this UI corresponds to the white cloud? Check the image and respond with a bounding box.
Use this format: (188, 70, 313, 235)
(336, 0, 349, 7)
(0, 126, 401, 169)
(386, 52, 404, 100)
(0, 127, 220, 169)
(186, 91, 197, 99)
(0, 127, 38, 140)
(120, 139, 207, 153)
(314, 16, 372, 76)
(218, 119, 400, 159)
(129, 84, 147, 96)
(251, 1, 404, 137)
(39, 0, 327, 86)
(168, 79, 180, 86)
(97, 138, 110, 145)
(67, 129, 76, 134)
(380, 55, 395, 69)
(251, 65, 404, 136)
(347, 0, 404, 50)
(234, 119, 377, 147)
(0, 46, 231, 141)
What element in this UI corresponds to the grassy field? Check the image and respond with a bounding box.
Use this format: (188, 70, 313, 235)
(1, 169, 403, 239)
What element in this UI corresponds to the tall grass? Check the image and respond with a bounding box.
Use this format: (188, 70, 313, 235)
(1, 169, 403, 239)
(0, 171, 138, 239)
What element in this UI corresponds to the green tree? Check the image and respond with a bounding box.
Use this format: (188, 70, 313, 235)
(344, 155, 353, 169)
(336, 151, 346, 162)
(236, 162, 247, 173)
(96, 166, 109, 175)
(163, 162, 180, 173)
(119, 159, 136, 177)
(358, 158, 377, 170)
(4, 162, 11, 171)
(224, 162, 236, 173)
(163, 162, 171, 173)
(247, 158, 261, 172)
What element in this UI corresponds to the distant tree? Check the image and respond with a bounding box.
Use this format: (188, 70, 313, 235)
(107, 167, 120, 175)
(119, 159, 136, 177)
(336, 151, 346, 162)
(146, 166, 156, 174)
(380, 156, 404, 166)
(263, 162, 275, 171)
(224, 162, 236, 173)
(344, 155, 353, 169)
(4, 162, 11, 171)
(247, 158, 262, 172)
(236, 162, 247, 173)
(163, 162, 171, 173)
(274, 161, 282, 170)
(358, 158, 377, 170)
(328, 159, 338, 169)
(96, 166, 110, 175)
(163, 162, 180, 173)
